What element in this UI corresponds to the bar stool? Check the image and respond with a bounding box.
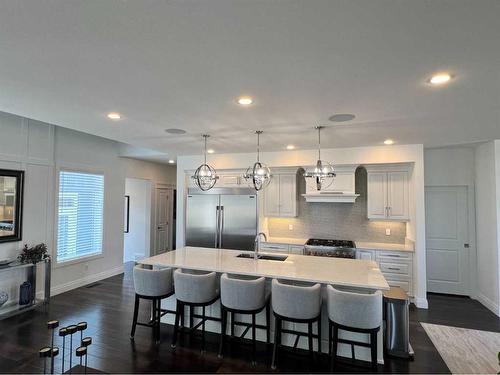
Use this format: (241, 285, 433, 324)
(171, 269, 219, 353)
(218, 273, 270, 365)
(130, 265, 174, 343)
(271, 279, 322, 370)
(327, 285, 382, 371)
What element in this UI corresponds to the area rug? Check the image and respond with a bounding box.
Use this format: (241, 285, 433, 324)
(421, 322, 500, 374)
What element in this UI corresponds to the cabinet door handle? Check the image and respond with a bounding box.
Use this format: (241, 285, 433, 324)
(384, 254, 401, 258)
(387, 267, 400, 271)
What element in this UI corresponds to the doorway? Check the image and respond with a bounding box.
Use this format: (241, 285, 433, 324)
(123, 178, 152, 262)
(425, 186, 471, 295)
(154, 187, 173, 255)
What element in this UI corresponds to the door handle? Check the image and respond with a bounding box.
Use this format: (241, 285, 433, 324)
(220, 206, 225, 248)
(464, 244, 470, 248)
(215, 206, 220, 248)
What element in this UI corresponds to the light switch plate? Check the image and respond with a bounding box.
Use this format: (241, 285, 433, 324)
(288, 224, 293, 231)
(385, 228, 391, 236)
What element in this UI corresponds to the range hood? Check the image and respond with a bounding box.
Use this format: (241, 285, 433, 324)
(302, 191, 359, 203)
(302, 164, 360, 203)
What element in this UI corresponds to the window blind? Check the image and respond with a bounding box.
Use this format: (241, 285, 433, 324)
(57, 171, 104, 262)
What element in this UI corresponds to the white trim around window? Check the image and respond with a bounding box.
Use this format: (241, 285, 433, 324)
(54, 165, 106, 267)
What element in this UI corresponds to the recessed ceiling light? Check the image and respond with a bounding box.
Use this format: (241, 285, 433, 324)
(237, 96, 253, 106)
(286, 145, 295, 150)
(429, 73, 452, 85)
(107, 112, 121, 120)
(168, 159, 175, 164)
(329, 114, 355, 122)
(384, 139, 394, 145)
(165, 128, 186, 135)
(207, 149, 215, 154)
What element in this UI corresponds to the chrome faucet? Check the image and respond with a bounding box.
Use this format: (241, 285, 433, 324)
(254, 232, 267, 260)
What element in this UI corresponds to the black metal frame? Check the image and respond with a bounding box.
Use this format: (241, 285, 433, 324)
(130, 291, 175, 344)
(171, 296, 220, 353)
(271, 311, 322, 370)
(329, 320, 380, 372)
(0, 169, 24, 243)
(124, 195, 130, 233)
(218, 299, 271, 365)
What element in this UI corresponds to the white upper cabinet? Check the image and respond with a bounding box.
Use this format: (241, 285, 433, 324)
(366, 165, 410, 221)
(302, 165, 359, 203)
(264, 170, 298, 217)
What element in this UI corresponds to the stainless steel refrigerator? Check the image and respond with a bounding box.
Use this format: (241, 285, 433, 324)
(186, 187, 257, 250)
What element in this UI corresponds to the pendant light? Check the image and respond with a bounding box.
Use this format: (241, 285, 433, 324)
(303, 126, 336, 191)
(191, 134, 219, 191)
(243, 130, 272, 191)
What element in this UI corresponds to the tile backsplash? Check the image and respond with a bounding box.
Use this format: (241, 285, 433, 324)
(267, 167, 407, 244)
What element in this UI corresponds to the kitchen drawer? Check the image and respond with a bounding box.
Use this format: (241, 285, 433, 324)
(376, 251, 412, 261)
(356, 249, 376, 261)
(289, 245, 304, 255)
(260, 243, 289, 254)
(379, 261, 411, 276)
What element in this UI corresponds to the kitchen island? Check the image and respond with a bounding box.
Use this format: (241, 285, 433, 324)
(139, 247, 390, 364)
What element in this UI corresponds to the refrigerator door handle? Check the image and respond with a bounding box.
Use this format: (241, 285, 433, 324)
(220, 206, 225, 248)
(215, 206, 220, 248)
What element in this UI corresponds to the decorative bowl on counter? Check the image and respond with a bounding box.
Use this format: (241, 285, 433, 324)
(0, 291, 8, 307)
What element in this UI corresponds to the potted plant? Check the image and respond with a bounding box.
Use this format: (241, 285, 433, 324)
(18, 243, 50, 264)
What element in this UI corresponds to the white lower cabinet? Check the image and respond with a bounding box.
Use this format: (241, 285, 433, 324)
(356, 248, 414, 296)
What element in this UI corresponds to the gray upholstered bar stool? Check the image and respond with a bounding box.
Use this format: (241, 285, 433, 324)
(271, 279, 322, 370)
(171, 269, 220, 353)
(130, 265, 175, 344)
(218, 273, 270, 365)
(327, 285, 382, 371)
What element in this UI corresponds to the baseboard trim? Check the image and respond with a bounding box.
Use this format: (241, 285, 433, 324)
(476, 293, 499, 316)
(43, 265, 125, 298)
(414, 297, 429, 309)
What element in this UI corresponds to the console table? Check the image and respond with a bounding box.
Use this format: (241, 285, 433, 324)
(0, 259, 51, 320)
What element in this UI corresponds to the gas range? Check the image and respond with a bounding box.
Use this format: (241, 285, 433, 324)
(304, 238, 356, 258)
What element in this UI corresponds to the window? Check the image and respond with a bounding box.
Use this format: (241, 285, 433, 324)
(57, 170, 104, 263)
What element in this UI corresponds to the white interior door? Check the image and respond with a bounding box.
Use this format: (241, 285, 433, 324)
(425, 186, 469, 295)
(155, 188, 172, 255)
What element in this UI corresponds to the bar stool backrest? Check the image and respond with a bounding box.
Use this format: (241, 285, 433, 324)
(220, 273, 266, 311)
(133, 265, 173, 297)
(327, 285, 382, 329)
(174, 269, 218, 304)
(271, 279, 321, 320)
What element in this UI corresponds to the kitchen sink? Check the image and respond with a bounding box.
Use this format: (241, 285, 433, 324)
(236, 253, 288, 262)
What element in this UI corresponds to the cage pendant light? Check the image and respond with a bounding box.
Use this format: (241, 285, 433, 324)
(243, 131, 272, 191)
(303, 126, 336, 191)
(191, 134, 219, 191)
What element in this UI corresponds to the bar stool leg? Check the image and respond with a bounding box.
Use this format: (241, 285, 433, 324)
(308, 321, 313, 363)
(201, 306, 206, 354)
(130, 294, 140, 339)
(328, 320, 332, 356)
(271, 316, 280, 370)
(370, 330, 378, 372)
(156, 298, 162, 344)
(265, 302, 270, 344)
(251, 313, 256, 366)
(190, 305, 194, 329)
(218, 306, 227, 358)
(171, 300, 182, 349)
(151, 298, 158, 342)
(317, 316, 322, 354)
(331, 323, 339, 371)
(230, 312, 235, 337)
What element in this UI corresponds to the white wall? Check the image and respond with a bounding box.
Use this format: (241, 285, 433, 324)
(424, 146, 477, 297)
(124, 178, 152, 262)
(0, 110, 176, 299)
(176, 144, 428, 308)
(475, 141, 500, 315)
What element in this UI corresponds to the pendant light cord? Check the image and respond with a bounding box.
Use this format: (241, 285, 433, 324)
(202, 134, 209, 164)
(256, 130, 263, 162)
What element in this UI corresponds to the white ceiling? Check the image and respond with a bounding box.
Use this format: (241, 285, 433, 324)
(0, 0, 499, 162)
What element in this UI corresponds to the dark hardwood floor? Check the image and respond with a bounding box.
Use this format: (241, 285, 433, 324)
(1, 263, 499, 373)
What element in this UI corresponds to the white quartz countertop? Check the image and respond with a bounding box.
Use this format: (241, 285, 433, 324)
(139, 247, 389, 290)
(355, 241, 414, 252)
(265, 237, 308, 246)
